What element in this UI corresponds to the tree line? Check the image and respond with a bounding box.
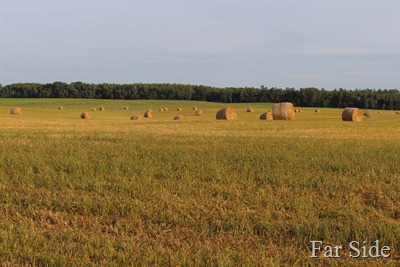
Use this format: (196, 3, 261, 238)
(1, 82, 400, 110)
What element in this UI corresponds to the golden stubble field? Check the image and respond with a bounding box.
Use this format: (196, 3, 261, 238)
(1, 98, 400, 266)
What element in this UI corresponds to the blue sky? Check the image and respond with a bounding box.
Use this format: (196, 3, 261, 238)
(1, 0, 400, 89)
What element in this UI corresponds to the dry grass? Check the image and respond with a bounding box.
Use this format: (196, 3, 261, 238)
(0, 99, 400, 266)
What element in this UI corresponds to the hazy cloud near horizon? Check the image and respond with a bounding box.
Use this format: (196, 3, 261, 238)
(1, 0, 400, 89)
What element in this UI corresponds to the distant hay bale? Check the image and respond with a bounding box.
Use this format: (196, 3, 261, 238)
(91, 107, 97, 111)
(144, 111, 153, 118)
(58, 106, 64, 110)
(216, 107, 237, 120)
(195, 110, 203, 116)
(124, 107, 129, 110)
(193, 107, 197, 111)
(272, 102, 295, 120)
(260, 112, 273, 120)
(315, 108, 320, 113)
(364, 110, 373, 118)
(173, 115, 186, 120)
(159, 108, 164, 112)
(163, 107, 168, 111)
(99, 107, 105, 111)
(298, 109, 302, 113)
(177, 107, 182, 111)
(247, 107, 254, 112)
(396, 111, 400, 115)
(80, 112, 90, 119)
(342, 107, 363, 122)
(10, 107, 22, 115)
(130, 114, 142, 120)
(146, 108, 152, 112)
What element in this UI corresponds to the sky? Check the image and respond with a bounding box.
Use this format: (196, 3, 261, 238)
(1, 0, 400, 89)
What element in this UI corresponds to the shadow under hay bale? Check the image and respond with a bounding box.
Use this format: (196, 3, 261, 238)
(81, 112, 90, 119)
(272, 102, 295, 120)
(342, 107, 363, 122)
(260, 112, 273, 120)
(216, 107, 237, 120)
(10, 107, 22, 115)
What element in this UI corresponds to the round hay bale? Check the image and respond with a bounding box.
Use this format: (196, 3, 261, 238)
(395, 111, 400, 115)
(99, 107, 105, 111)
(91, 107, 97, 111)
(144, 111, 153, 118)
(173, 115, 186, 120)
(246, 107, 254, 112)
(10, 107, 22, 115)
(272, 102, 295, 120)
(342, 107, 363, 122)
(193, 107, 197, 111)
(130, 114, 142, 120)
(298, 109, 302, 113)
(195, 110, 203, 116)
(315, 108, 320, 113)
(364, 110, 372, 118)
(58, 106, 64, 110)
(216, 107, 237, 120)
(260, 112, 273, 120)
(163, 107, 168, 112)
(124, 107, 129, 110)
(80, 112, 90, 119)
(177, 107, 182, 111)
(159, 108, 164, 112)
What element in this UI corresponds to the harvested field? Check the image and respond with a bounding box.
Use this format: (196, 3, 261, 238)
(0, 99, 399, 267)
